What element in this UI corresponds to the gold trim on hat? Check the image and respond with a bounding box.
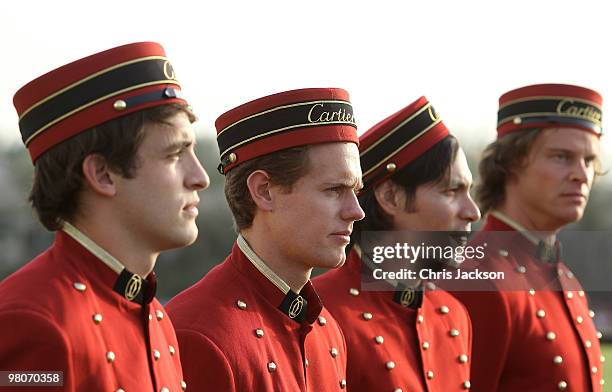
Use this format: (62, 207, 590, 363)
(361, 119, 441, 179)
(24, 79, 180, 146)
(217, 99, 351, 137)
(498, 95, 602, 111)
(497, 111, 602, 128)
(360, 103, 432, 157)
(237, 234, 290, 295)
(62, 221, 125, 275)
(219, 120, 352, 158)
(19, 56, 173, 120)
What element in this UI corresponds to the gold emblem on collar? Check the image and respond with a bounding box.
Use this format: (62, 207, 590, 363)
(399, 288, 416, 307)
(288, 296, 305, 319)
(125, 274, 143, 300)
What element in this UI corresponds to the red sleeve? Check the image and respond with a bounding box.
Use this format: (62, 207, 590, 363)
(452, 291, 511, 392)
(0, 310, 73, 392)
(175, 329, 236, 392)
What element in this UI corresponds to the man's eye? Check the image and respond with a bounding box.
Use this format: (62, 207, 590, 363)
(169, 150, 184, 159)
(584, 156, 596, 166)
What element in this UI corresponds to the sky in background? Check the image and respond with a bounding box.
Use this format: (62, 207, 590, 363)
(1, 0, 611, 171)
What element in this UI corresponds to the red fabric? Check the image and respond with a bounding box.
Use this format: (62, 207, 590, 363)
(359, 96, 430, 151)
(497, 121, 603, 138)
(358, 96, 451, 190)
(314, 250, 472, 392)
(497, 83, 602, 137)
(166, 242, 348, 391)
(222, 125, 359, 173)
(215, 88, 351, 130)
(0, 231, 184, 392)
(214, 88, 358, 173)
(14, 42, 166, 112)
(27, 85, 185, 161)
(363, 124, 450, 191)
(451, 215, 603, 391)
(13, 42, 187, 162)
(499, 84, 602, 108)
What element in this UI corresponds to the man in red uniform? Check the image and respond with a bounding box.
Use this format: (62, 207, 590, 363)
(167, 88, 365, 391)
(452, 84, 604, 391)
(0, 42, 210, 391)
(314, 96, 481, 391)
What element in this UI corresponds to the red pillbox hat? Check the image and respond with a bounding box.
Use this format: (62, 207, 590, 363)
(215, 88, 359, 174)
(497, 83, 602, 137)
(359, 96, 450, 191)
(14, 42, 188, 162)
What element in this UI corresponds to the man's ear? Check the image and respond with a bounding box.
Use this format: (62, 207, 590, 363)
(373, 180, 405, 218)
(246, 170, 273, 211)
(82, 154, 117, 197)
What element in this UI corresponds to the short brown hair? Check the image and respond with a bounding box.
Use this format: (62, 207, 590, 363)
(29, 104, 195, 231)
(224, 146, 311, 231)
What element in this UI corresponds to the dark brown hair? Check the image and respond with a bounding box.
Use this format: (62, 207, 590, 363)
(352, 135, 459, 246)
(224, 146, 311, 231)
(29, 104, 195, 231)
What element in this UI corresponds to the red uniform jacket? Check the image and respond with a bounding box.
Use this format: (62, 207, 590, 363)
(166, 237, 348, 392)
(452, 214, 604, 391)
(0, 226, 185, 392)
(314, 248, 472, 392)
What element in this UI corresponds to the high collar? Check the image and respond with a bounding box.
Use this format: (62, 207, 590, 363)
(231, 235, 323, 324)
(488, 211, 541, 245)
(61, 222, 156, 304)
(484, 213, 562, 263)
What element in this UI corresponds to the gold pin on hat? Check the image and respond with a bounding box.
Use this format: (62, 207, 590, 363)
(113, 99, 127, 111)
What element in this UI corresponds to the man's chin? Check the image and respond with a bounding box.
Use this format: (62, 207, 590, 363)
(333, 254, 347, 269)
(555, 207, 585, 226)
(315, 250, 346, 270)
(567, 214, 584, 226)
(163, 229, 199, 250)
